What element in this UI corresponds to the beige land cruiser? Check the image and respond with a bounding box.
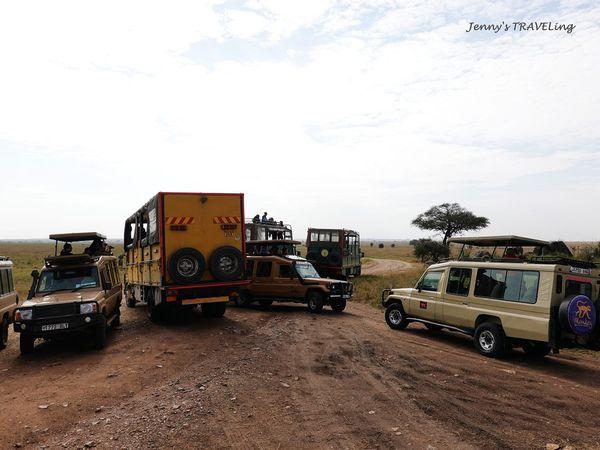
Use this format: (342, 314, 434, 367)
(13, 233, 122, 355)
(382, 236, 599, 358)
(0, 256, 19, 350)
(241, 254, 353, 313)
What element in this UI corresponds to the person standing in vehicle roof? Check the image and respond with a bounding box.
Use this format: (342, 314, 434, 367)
(261, 212, 268, 223)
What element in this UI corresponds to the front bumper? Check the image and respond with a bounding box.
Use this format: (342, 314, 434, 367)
(14, 313, 103, 337)
(329, 293, 352, 300)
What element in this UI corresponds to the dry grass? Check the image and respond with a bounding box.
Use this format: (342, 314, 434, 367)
(352, 266, 424, 309)
(0, 242, 123, 298)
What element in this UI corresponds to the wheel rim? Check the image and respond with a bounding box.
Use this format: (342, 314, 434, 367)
(479, 330, 495, 351)
(309, 298, 316, 309)
(388, 309, 402, 325)
(177, 257, 198, 277)
(218, 255, 238, 274)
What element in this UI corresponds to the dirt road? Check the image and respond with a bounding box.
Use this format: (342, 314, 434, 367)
(362, 258, 414, 275)
(1, 302, 599, 449)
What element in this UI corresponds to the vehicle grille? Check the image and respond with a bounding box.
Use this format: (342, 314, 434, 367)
(331, 283, 351, 293)
(33, 304, 77, 319)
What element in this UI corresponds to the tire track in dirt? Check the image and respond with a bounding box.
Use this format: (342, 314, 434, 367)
(362, 258, 414, 275)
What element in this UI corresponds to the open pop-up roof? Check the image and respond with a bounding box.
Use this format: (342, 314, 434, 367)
(49, 232, 106, 242)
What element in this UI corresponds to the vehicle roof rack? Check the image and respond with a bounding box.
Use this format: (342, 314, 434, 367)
(0, 256, 9, 261)
(528, 256, 597, 269)
(247, 239, 301, 245)
(448, 235, 549, 247)
(45, 254, 96, 267)
(49, 232, 107, 242)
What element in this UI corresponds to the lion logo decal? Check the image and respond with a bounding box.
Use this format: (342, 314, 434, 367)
(576, 301, 592, 320)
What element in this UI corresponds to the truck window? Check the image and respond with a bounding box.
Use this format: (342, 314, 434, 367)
(310, 231, 319, 242)
(475, 269, 539, 304)
(420, 271, 443, 292)
(331, 232, 339, 243)
(446, 268, 471, 296)
(0, 269, 6, 295)
(256, 262, 272, 278)
(565, 280, 592, 298)
(7, 268, 13, 292)
(278, 264, 292, 278)
(319, 232, 331, 242)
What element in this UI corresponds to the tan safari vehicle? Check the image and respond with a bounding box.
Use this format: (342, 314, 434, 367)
(382, 236, 600, 358)
(241, 253, 353, 313)
(123, 192, 247, 322)
(13, 233, 122, 355)
(0, 256, 19, 350)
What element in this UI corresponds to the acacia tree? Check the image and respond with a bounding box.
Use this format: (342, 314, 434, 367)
(412, 203, 489, 245)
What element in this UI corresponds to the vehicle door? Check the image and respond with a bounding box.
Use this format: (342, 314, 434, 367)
(411, 269, 445, 321)
(273, 263, 297, 299)
(100, 264, 119, 316)
(442, 267, 473, 327)
(252, 261, 275, 298)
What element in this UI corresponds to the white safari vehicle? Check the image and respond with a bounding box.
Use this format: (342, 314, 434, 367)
(382, 236, 599, 358)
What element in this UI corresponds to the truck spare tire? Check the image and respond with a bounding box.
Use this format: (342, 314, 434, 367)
(209, 246, 244, 282)
(559, 295, 597, 335)
(168, 247, 206, 284)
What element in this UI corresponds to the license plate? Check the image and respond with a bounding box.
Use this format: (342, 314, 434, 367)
(41, 323, 69, 331)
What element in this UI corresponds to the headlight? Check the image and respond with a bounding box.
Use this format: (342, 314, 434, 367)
(16, 309, 32, 321)
(79, 303, 98, 314)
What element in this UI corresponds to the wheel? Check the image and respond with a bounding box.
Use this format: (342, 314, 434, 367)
(424, 323, 442, 331)
(209, 246, 244, 282)
(474, 323, 506, 358)
(19, 334, 35, 355)
(126, 296, 136, 308)
(203, 302, 227, 318)
(307, 292, 324, 314)
(148, 300, 165, 323)
(0, 316, 9, 350)
(112, 309, 121, 327)
(259, 300, 273, 309)
(522, 341, 551, 358)
(330, 299, 346, 313)
(239, 290, 252, 307)
(168, 247, 206, 284)
(385, 304, 409, 330)
(93, 315, 107, 350)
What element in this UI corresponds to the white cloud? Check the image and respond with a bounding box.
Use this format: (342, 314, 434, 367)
(0, 0, 599, 240)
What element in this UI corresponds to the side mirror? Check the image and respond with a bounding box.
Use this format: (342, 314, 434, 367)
(361, 252, 365, 258)
(31, 269, 39, 278)
(416, 282, 422, 292)
(28, 270, 40, 300)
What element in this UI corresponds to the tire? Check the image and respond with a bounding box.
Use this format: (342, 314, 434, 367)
(126, 296, 136, 308)
(307, 292, 324, 314)
(385, 304, 409, 330)
(522, 341, 551, 358)
(203, 302, 227, 318)
(239, 290, 252, 307)
(168, 247, 206, 284)
(424, 323, 442, 331)
(0, 316, 9, 350)
(19, 334, 35, 355)
(112, 309, 121, 327)
(330, 299, 346, 313)
(148, 300, 165, 323)
(93, 315, 107, 350)
(474, 323, 506, 358)
(209, 246, 244, 282)
(259, 300, 273, 309)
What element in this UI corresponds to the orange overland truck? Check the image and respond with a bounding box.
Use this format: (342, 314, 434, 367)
(123, 192, 248, 321)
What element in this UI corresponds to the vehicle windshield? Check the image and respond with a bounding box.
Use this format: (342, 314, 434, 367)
(37, 267, 100, 293)
(295, 261, 320, 279)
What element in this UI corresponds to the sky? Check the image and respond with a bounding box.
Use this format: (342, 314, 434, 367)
(0, 0, 599, 241)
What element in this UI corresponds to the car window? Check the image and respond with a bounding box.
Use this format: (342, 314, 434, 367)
(446, 268, 471, 296)
(565, 280, 592, 298)
(256, 261, 272, 278)
(420, 271, 443, 292)
(475, 268, 539, 304)
(278, 264, 292, 278)
(1, 269, 9, 295)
